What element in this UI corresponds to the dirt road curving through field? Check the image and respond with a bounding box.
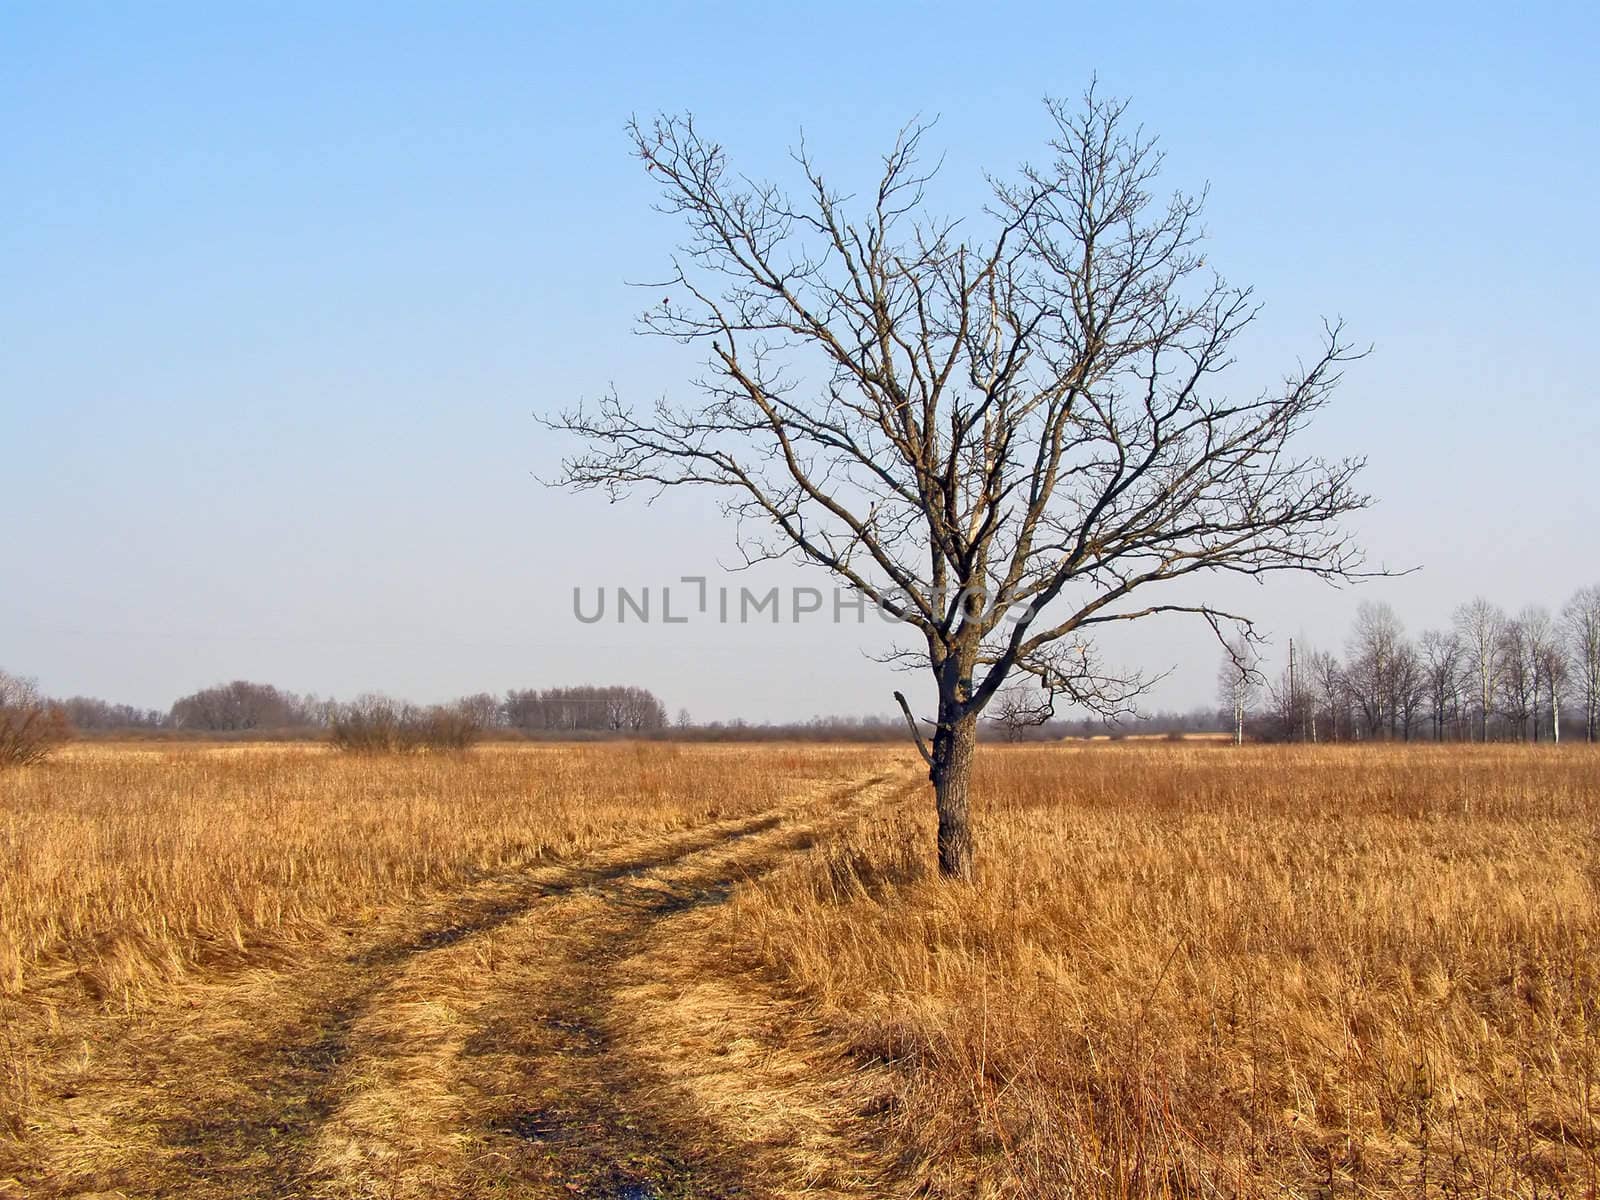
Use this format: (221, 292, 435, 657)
(28, 767, 917, 1200)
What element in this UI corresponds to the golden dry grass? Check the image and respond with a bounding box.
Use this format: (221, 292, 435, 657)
(726, 744, 1600, 1197)
(2, 741, 1596, 1199)
(0, 741, 864, 1004)
(0, 741, 880, 1185)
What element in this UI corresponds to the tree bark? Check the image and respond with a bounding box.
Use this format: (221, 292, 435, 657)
(930, 710, 978, 881)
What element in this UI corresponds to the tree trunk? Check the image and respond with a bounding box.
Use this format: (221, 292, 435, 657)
(930, 711, 978, 881)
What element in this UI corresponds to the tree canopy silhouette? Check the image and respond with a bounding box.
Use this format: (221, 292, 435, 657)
(552, 88, 1372, 878)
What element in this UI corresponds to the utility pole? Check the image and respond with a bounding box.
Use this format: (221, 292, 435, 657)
(1288, 638, 1298, 742)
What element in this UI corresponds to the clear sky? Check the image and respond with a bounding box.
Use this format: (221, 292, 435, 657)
(3, 2, 1596, 722)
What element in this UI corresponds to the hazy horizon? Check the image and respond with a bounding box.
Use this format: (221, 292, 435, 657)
(5, 3, 1596, 723)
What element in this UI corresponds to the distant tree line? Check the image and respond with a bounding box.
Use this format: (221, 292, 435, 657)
(500, 686, 668, 733)
(1232, 585, 1600, 742)
(53, 697, 167, 731)
(28, 679, 675, 739)
(14, 582, 1599, 751)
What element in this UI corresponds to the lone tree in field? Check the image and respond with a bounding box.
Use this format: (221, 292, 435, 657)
(553, 90, 1371, 879)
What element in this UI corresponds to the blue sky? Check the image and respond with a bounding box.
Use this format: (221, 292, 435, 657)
(3, 2, 1597, 721)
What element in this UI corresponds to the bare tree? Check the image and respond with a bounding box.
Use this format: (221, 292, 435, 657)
(54, 696, 167, 731)
(551, 91, 1372, 877)
(1391, 640, 1427, 741)
(1563, 585, 1600, 742)
(1217, 637, 1261, 745)
(1418, 628, 1465, 741)
(0, 670, 73, 767)
(618, 685, 669, 732)
(329, 695, 484, 754)
(1344, 601, 1406, 739)
(1262, 639, 1318, 742)
(170, 680, 306, 732)
(1497, 616, 1535, 741)
(1454, 598, 1506, 741)
(502, 685, 669, 733)
(1305, 648, 1345, 741)
(603, 689, 629, 732)
(988, 682, 1056, 742)
(1517, 607, 1558, 742)
(1536, 636, 1570, 743)
(453, 692, 503, 731)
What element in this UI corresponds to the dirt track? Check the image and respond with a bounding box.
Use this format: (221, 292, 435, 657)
(26, 769, 915, 1200)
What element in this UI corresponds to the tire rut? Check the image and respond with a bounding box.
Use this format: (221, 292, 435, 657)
(437, 773, 904, 1198)
(42, 808, 800, 1200)
(308, 771, 908, 1199)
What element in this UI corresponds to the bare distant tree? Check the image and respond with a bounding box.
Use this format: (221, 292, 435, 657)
(0, 670, 73, 767)
(988, 683, 1055, 742)
(1454, 599, 1506, 741)
(170, 680, 305, 732)
(1345, 601, 1406, 739)
(1418, 629, 1465, 741)
(502, 685, 668, 733)
(1536, 636, 1570, 743)
(1392, 641, 1427, 741)
(1263, 640, 1315, 742)
(551, 90, 1372, 877)
(501, 689, 543, 731)
(329, 695, 483, 754)
(1497, 616, 1536, 741)
(453, 692, 503, 731)
(55, 696, 167, 732)
(1517, 608, 1559, 742)
(1306, 648, 1345, 742)
(618, 685, 669, 732)
(1563, 586, 1600, 743)
(1217, 637, 1261, 745)
(604, 690, 629, 732)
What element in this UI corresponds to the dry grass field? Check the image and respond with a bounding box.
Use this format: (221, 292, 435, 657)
(1, 741, 1596, 1199)
(734, 745, 1600, 1198)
